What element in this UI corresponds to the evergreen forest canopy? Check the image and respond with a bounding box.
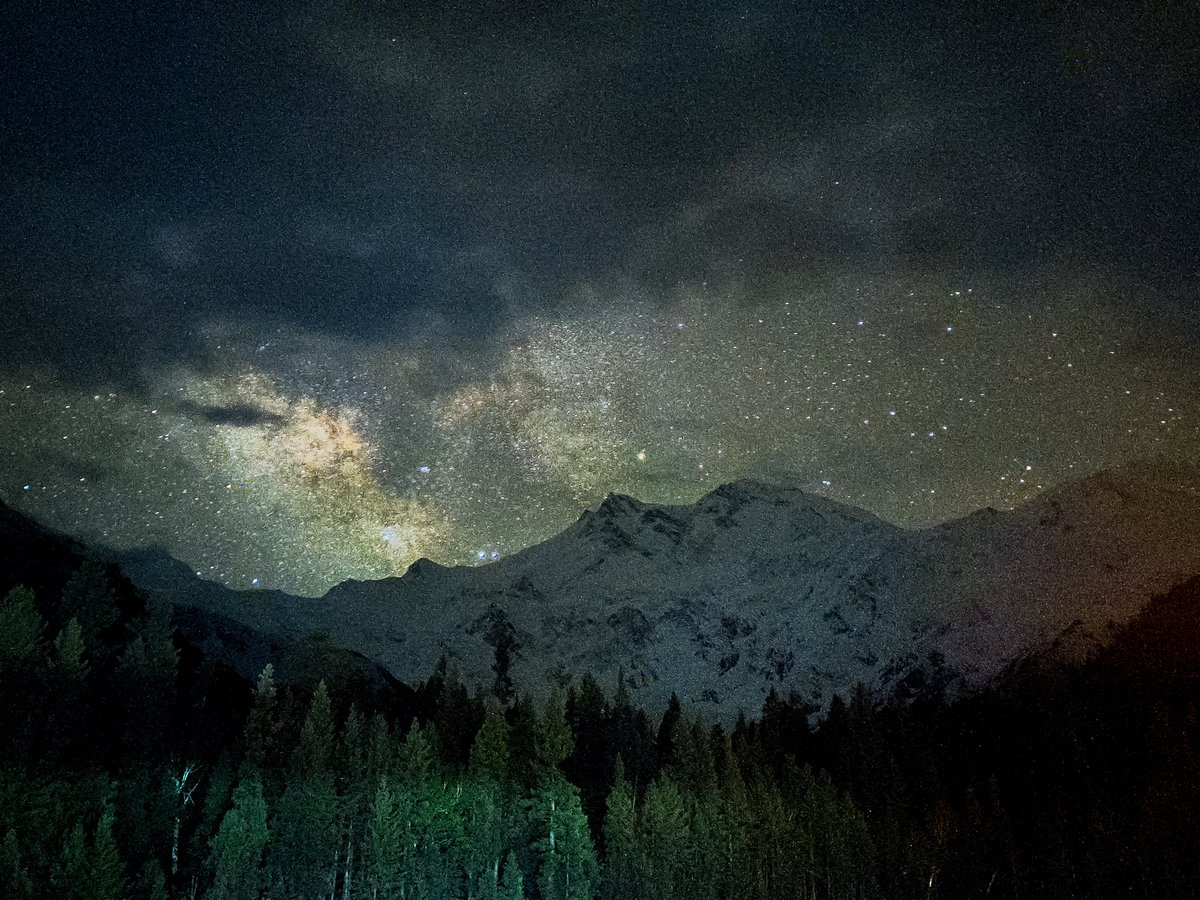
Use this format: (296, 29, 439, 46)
(2, 555, 1200, 900)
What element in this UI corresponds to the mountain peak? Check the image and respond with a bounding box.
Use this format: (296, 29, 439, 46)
(595, 492, 647, 518)
(98, 459, 1200, 723)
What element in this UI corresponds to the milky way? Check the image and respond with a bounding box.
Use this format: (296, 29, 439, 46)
(3, 268, 1196, 594)
(2, 3, 1197, 594)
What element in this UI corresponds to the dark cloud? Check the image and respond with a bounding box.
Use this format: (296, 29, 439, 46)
(1, 1, 1195, 386)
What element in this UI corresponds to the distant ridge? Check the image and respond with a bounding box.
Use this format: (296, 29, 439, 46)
(96, 461, 1200, 720)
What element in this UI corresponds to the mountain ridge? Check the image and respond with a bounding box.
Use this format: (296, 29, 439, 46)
(6, 462, 1200, 721)
(99, 461, 1200, 722)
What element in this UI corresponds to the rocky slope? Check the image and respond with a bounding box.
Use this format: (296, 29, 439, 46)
(113, 460, 1200, 722)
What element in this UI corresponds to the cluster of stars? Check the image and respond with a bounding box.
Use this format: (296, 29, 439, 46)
(0, 272, 1196, 595)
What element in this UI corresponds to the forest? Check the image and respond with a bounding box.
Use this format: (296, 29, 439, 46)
(2, 558, 1199, 899)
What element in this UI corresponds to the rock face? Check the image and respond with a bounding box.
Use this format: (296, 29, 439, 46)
(117, 461, 1200, 722)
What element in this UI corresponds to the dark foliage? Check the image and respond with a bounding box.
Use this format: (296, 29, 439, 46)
(2, 507, 1200, 898)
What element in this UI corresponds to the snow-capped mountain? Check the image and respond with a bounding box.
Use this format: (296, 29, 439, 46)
(120, 461, 1200, 721)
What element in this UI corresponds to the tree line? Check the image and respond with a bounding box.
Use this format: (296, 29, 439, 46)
(2, 558, 1199, 898)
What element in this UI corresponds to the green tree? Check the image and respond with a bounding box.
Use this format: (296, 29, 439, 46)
(56, 806, 124, 900)
(293, 680, 334, 777)
(609, 678, 654, 794)
(1, 828, 34, 899)
(499, 850, 525, 900)
(462, 776, 506, 898)
(241, 665, 279, 775)
(531, 777, 597, 900)
(535, 692, 574, 779)
(410, 777, 466, 898)
(490, 622, 517, 706)
(363, 776, 407, 900)
(337, 704, 367, 900)
(435, 666, 485, 770)
(270, 682, 339, 899)
(45, 617, 89, 752)
(392, 721, 470, 897)
(112, 615, 178, 764)
(711, 736, 751, 900)
(60, 560, 118, 649)
(207, 775, 269, 900)
(564, 674, 611, 831)
(364, 712, 395, 792)
(601, 758, 641, 900)
(272, 775, 338, 898)
(90, 805, 124, 900)
(195, 754, 238, 874)
(56, 820, 89, 898)
(52, 618, 88, 680)
(743, 768, 794, 900)
(400, 721, 440, 783)
(0, 587, 46, 759)
(654, 693, 683, 776)
(135, 858, 169, 900)
(506, 695, 541, 790)
(672, 720, 718, 794)
(641, 775, 690, 900)
(470, 707, 511, 783)
(0, 586, 42, 669)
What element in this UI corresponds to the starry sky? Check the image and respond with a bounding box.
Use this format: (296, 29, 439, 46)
(2, 1, 1198, 595)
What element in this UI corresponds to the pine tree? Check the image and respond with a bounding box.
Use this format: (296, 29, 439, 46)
(399, 720, 439, 784)
(1, 828, 33, 899)
(112, 627, 176, 763)
(641, 775, 690, 900)
(195, 754, 238, 872)
(531, 777, 597, 900)
(462, 775, 506, 898)
(291, 788, 337, 892)
(668, 716, 718, 794)
(682, 790, 721, 900)
(601, 758, 641, 900)
(490, 622, 517, 706)
(744, 767, 793, 900)
(241, 665, 279, 775)
(339, 704, 367, 798)
(364, 776, 406, 900)
(564, 674, 611, 834)
(506, 694, 540, 790)
(712, 735, 751, 900)
(336, 704, 366, 900)
(52, 618, 88, 680)
(0, 586, 43, 669)
(392, 722, 467, 894)
(208, 775, 269, 900)
(0, 587, 46, 759)
(499, 850, 525, 900)
(89, 805, 124, 900)
(55, 807, 124, 900)
(46, 618, 89, 752)
(270, 682, 339, 899)
(535, 692, 574, 779)
(364, 712, 395, 791)
(609, 679, 654, 794)
(292, 680, 334, 777)
(434, 665, 485, 769)
(59, 560, 118, 649)
(135, 858, 169, 900)
(470, 707, 511, 783)
(654, 693, 683, 777)
(57, 820, 89, 899)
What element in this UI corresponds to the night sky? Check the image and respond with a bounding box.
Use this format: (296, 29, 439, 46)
(2, 2, 1197, 595)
